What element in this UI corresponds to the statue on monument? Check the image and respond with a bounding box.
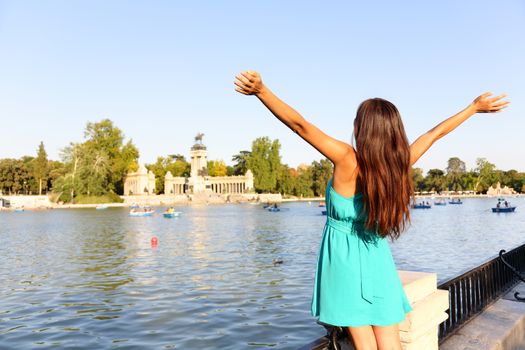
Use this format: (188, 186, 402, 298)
(195, 133, 205, 144)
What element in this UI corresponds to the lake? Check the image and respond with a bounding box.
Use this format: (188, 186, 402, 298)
(1, 197, 524, 349)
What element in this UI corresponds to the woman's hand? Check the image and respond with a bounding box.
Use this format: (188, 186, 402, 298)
(234, 70, 265, 96)
(471, 92, 510, 113)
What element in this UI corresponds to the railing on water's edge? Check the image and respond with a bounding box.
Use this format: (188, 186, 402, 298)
(297, 242, 525, 349)
(437, 243, 525, 343)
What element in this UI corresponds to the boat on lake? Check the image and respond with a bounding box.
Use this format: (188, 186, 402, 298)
(95, 204, 108, 210)
(434, 199, 447, 206)
(129, 207, 155, 217)
(268, 206, 281, 212)
(321, 210, 327, 215)
(492, 207, 516, 213)
(492, 199, 516, 213)
(449, 198, 463, 205)
(412, 203, 431, 209)
(163, 207, 181, 218)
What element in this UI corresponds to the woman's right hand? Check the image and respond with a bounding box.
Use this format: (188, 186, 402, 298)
(234, 70, 265, 96)
(471, 92, 510, 113)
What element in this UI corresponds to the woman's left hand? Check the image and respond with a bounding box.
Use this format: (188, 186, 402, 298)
(234, 70, 264, 95)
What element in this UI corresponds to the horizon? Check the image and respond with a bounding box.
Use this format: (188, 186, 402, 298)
(1, 1, 524, 173)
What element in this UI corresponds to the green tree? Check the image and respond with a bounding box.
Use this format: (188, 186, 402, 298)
(445, 157, 466, 191)
(83, 119, 139, 194)
(425, 169, 446, 193)
(0, 159, 31, 195)
(246, 137, 282, 193)
(474, 158, 497, 193)
(411, 167, 425, 192)
(459, 171, 478, 192)
(166, 155, 190, 177)
(232, 150, 251, 175)
(311, 158, 333, 196)
(293, 164, 314, 197)
(33, 142, 49, 195)
(276, 164, 294, 195)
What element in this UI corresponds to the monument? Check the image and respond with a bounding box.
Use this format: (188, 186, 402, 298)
(164, 133, 254, 195)
(124, 133, 254, 196)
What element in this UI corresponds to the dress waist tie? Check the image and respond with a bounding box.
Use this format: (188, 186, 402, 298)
(325, 216, 374, 304)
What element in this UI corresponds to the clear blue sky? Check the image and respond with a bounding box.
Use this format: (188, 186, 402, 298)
(0, 1, 524, 173)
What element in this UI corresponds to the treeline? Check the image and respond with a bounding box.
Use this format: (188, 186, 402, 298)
(0, 119, 523, 202)
(0, 119, 139, 203)
(412, 157, 525, 193)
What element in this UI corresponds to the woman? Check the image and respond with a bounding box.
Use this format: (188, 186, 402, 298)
(234, 70, 508, 350)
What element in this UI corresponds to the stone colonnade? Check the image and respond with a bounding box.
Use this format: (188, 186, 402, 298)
(209, 179, 247, 194)
(164, 172, 186, 195)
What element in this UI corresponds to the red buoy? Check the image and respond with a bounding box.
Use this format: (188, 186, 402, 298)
(151, 236, 158, 247)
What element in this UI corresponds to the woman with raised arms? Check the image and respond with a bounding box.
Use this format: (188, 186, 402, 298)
(234, 70, 508, 350)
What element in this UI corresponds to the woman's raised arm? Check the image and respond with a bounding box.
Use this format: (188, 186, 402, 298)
(234, 70, 355, 166)
(410, 92, 509, 165)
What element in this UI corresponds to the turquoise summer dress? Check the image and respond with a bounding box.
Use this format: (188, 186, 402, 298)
(311, 178, 412, 326)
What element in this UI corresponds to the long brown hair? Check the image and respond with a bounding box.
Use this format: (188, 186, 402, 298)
(354, 98, 413, 240)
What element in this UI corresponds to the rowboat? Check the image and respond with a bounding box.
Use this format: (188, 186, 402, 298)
(449, 199, 463, 205)
(163, 208, 181, 218)
(492, 207, 516, 213)
(129, 208, 155, 217)
(95, 204, 108, 210)
(413, 203, 431, 209)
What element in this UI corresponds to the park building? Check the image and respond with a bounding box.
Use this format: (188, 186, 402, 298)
(123, 164, 156, 195)
(124, 133, 254, 196)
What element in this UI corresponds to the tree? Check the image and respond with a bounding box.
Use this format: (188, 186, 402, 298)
(276, 164, 294, 195)
(0, 159, 31, 195)
(411, 167, 425, 192)
(293, 164, 314, 197)
(425, 169, 446, 193)
(246, 137, 282, 193)
(474, 158, 497, 193)
(232, 151, 251, 175)
(311, 158, 333, 196)
(208, 160, 228, 176)
(83, 119, 139, 194)
(146, 155, 191, 194)
(446, 157, 466, 191)
(33, 142, 49, 195)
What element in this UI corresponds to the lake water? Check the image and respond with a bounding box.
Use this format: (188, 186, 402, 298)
(1, 197, 524, 349)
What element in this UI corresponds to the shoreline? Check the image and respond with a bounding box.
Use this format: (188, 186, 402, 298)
(0, 193, 522, 211)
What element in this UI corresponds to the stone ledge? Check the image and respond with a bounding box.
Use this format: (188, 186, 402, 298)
(399, 270, 438, 304)
(400, 289, 449, 332)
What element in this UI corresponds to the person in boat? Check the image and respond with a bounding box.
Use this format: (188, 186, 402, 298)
(235, 69, 508, 349)
(504, 201, 509, 207)
(497, 202, 501, 208)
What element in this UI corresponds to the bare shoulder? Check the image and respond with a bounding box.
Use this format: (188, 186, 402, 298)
(332, 153, 359, 197)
